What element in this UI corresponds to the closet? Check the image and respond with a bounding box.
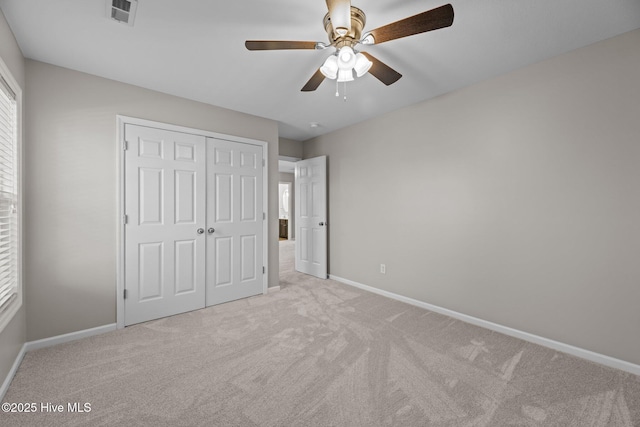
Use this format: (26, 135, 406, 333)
(122, 123, 265, 325)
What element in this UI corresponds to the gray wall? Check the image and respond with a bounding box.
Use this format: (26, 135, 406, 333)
(25, 60, 279, 341)
(279, 137, 303, 159)
(279, 172, 295, 240)
(303, 29, 640, 366)
(0, 8, 26, 390)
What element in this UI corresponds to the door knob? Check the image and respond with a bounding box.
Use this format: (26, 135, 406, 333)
(208, 227, 215, 234)
(319, 222, 325, 226)
(197, 228, 204, 235)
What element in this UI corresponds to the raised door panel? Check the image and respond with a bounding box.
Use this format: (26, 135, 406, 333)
(241, 176, 256, 222)
(312, 228, 323, 265)
(299, 227, 309, 262)
(215, 173, 233, 223)
(214, 146, 233, 167)
(241, 235, 256, 282)
(215, 236, 233, 287)
(174, 240, 197, 294)
(139, 138, 164, 159)
(240, 151, 256, 170)
(311, 181, 322, 217)
(299, 183, 309, 218)
(138, 242, 163, 301)
(139, 168, 164, 225)
(174, 142, 196, 162)
(175, 170, 196, 224)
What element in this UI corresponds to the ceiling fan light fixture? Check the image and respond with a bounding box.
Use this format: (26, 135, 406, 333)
(337, 69, 354, 83)
(320, 55, 339, 79)
(354, 52, 372, 77)
(247, 3, 455, 93)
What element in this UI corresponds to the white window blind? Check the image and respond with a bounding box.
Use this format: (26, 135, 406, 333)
(0, 74, 18, 318)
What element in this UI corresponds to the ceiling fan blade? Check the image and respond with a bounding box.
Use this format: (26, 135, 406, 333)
(301, 68, 326, 92)
(326, 0, 352, 34)
(361, 52, 402, 86)
(366, 4, 454, 45)
(245, 40, 318, 51)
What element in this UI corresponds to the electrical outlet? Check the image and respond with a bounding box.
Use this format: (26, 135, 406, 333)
(380, 264, 386, 274)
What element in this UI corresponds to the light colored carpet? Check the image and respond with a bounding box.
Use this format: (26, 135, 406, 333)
(2, 242, 639, 425)
(279, 239, 295, 275)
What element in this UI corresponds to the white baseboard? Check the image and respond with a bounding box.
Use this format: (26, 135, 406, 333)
(330, 275, 640, 376)
(268, 286, 281, 293)
(0, 343, 26, 402)
(24, 324, 117, 352)
(2, 323, 116, 401)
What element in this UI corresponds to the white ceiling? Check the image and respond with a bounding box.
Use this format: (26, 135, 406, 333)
(2, 0, 639, 141)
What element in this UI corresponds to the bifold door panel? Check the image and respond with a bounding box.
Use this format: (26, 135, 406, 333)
(206, 138, 263, 306)
(124, 125, 206, 325)
(124, 124, 264, 325)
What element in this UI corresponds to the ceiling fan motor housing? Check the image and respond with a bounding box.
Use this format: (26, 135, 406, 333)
(323, 7, 366, 48)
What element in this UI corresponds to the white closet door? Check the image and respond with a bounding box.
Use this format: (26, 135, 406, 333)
(124, 125, 206, 325)
(295, 156, 327, 279)
(206, 138, 264, 306)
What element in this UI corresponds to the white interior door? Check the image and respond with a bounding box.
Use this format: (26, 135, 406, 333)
(206, 138, 264, 305)
(295, 156, 327, 279)
(124, 125, 206, 325)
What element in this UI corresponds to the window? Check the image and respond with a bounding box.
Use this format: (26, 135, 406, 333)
(0, 58, 21, 333)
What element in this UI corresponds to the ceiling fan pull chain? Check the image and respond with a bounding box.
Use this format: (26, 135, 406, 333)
(343, 81, 347, 102)
(335, 79, 339, 97)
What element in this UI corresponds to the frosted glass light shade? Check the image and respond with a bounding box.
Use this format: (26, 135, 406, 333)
(320, 55, 338, 79)
(337, 69, 354, 82)
(337, 46, 356, 70)
(354, 52, 372, 77)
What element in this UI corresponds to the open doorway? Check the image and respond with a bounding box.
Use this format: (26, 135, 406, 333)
(278, 155, 328, 281)
(279, 156, 299, 277)
(278, 182, 292, 240)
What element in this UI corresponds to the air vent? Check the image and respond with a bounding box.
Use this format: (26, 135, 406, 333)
(107, 0, 138, 26)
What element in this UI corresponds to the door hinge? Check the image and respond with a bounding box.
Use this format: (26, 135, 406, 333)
(262, 159, 265, 167)
(123, 214, 128, 225)
(123, 140, 128, 151)
(123, 289, 128, 299)
(263, 212, 266, 220)
(263, 266, 266, 274)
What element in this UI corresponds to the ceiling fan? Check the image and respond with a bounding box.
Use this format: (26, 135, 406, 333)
(245, 0, 454, 92)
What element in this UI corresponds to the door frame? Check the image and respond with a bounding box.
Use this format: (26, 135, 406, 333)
(116, 115, 269, 329)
